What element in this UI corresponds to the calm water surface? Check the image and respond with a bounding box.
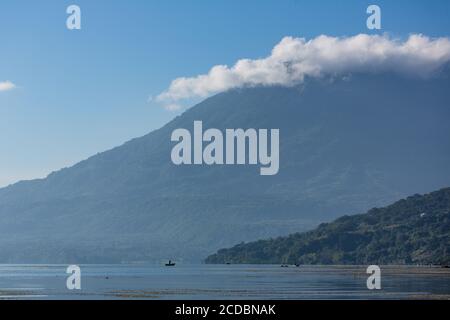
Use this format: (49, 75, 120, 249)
(0, 264, 449, 300)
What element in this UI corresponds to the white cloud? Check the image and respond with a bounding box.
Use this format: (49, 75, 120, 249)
(157, 34, 450, 108)
(164, 103, 183, 111)
(0, 81, 16, 92)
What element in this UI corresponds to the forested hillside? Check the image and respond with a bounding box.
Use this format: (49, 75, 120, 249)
(206, 188, 450, 265)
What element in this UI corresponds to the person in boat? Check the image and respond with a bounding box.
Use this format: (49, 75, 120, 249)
(166, 260, 176, 266)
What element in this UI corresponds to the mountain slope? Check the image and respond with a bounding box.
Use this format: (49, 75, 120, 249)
(1, 71, 450, 263)
(205, 188, 450, 265)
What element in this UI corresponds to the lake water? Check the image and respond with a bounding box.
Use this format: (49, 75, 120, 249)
(0, 264, 449, 300)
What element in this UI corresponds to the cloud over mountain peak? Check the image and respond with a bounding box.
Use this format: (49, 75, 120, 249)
(157, 34, 450, 108)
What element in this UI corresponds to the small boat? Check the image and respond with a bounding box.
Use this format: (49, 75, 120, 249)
(165, 260, 176, 267)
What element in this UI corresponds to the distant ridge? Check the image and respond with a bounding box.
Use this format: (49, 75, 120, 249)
(205, 188, 450, 265)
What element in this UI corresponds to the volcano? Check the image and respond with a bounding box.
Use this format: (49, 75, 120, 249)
(1, 70, 450, 263)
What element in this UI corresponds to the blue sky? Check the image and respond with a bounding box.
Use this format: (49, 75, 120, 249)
(1, 0, 449, 187)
